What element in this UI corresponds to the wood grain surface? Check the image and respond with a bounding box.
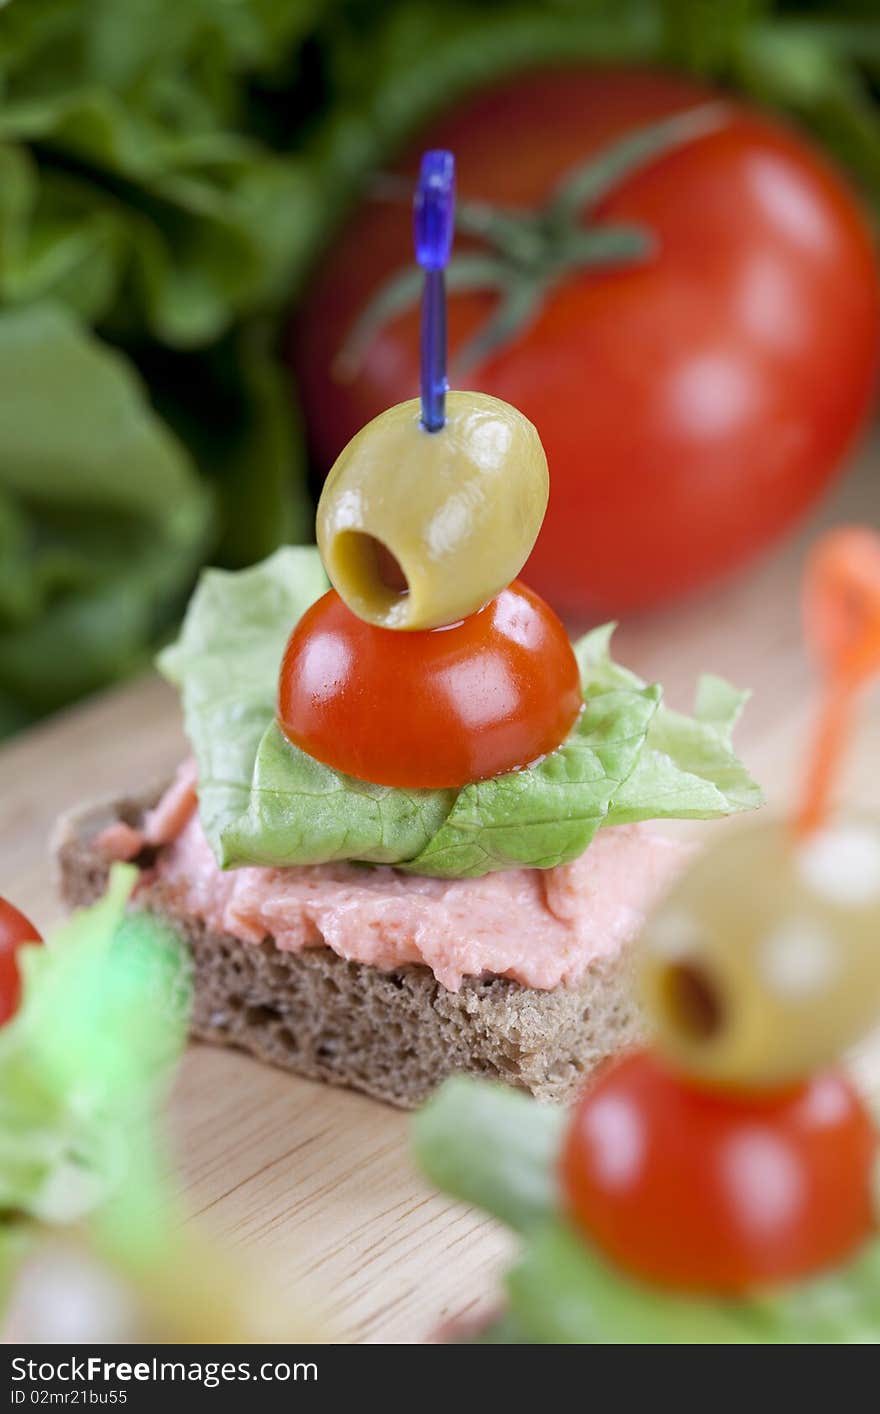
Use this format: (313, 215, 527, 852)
(1, 445, 878, 1343)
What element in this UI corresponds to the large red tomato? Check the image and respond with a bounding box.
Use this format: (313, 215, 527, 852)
(293, 68, 880, 616)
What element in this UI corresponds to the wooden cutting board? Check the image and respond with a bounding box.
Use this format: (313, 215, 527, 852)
(1, 446, 878, 1343)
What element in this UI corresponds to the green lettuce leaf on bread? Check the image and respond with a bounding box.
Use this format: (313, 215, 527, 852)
(159, 547, 762, 879)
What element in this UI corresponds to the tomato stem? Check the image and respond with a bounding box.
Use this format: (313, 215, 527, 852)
(339, 103, 730, 378)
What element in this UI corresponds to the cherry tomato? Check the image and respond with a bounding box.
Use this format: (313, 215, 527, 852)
(560, 1050, 876, 1295)
(278, 580, 582, 789)
(0, 898, 42, 1025)
(293, 68, 880, 616)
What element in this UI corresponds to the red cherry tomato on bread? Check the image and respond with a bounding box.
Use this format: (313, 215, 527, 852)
(0, 898, 42, 1025)
(278, 581, 582, 789)
(560, 1050, 875, 1295)
(294, 68, 880, 615)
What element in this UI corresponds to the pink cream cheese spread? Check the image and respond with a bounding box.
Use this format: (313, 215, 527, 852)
(99, 763, 688, 993)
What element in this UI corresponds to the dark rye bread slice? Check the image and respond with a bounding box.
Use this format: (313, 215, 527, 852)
(52, 789, 643, 1109)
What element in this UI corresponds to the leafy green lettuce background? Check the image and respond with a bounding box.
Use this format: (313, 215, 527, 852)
(2, 0, 878, 735)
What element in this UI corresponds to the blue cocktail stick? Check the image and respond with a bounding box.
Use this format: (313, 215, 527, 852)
(414, 150, 455, 432)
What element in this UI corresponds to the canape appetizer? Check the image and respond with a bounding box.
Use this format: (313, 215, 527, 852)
(55, 153, 759, 1108)
(415, 528, 880, 1341)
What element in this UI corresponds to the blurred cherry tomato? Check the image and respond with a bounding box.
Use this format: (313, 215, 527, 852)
(293, 68, 880, 616)
(560, 1050, 876, 1294)
(278, 581, 582, 788)
(0, 898, 42, 1025)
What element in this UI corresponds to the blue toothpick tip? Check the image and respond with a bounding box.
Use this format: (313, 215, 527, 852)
(415, 150, 455, 431)
(415, 150, 455, 272)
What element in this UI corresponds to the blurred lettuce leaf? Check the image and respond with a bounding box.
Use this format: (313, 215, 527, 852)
(0, 864, 191, 1228)
(0, 4, 320, 346)
(0, 1, 326, 734)
(413, 1077, 566, 1234)
(138, 320, 313, 567)
(0, 303, 212, 714)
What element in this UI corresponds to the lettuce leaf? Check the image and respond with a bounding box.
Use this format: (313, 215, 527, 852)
(0, 3, 323, 733)
(0, 865, 191, 1227)
(576, 625, 761, 825)
(412, 1077, 566, 1235)
(0, 2, 320, 347)
(158, 547, 331, 857)
(415, 1078, 880, 1344)
(507, 1220, 880, 1344)
(160, 547, 762, 877)
(401, 681, 660, 877)
(0, 303, 212, 715)
(222, 721, 457, 869)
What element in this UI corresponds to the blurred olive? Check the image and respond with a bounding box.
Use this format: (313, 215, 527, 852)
(639, 817, 880, 1089)
(316, 392, 548, 630)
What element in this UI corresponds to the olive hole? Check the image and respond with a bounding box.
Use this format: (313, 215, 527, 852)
(371, 537, 409, 594)
(660, 962, 724, 1043)
(333, 531, 410, 617)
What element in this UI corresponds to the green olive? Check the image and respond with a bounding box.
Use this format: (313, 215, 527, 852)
(316, 392, 548, 629)
(638, 817, 880, 1089)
